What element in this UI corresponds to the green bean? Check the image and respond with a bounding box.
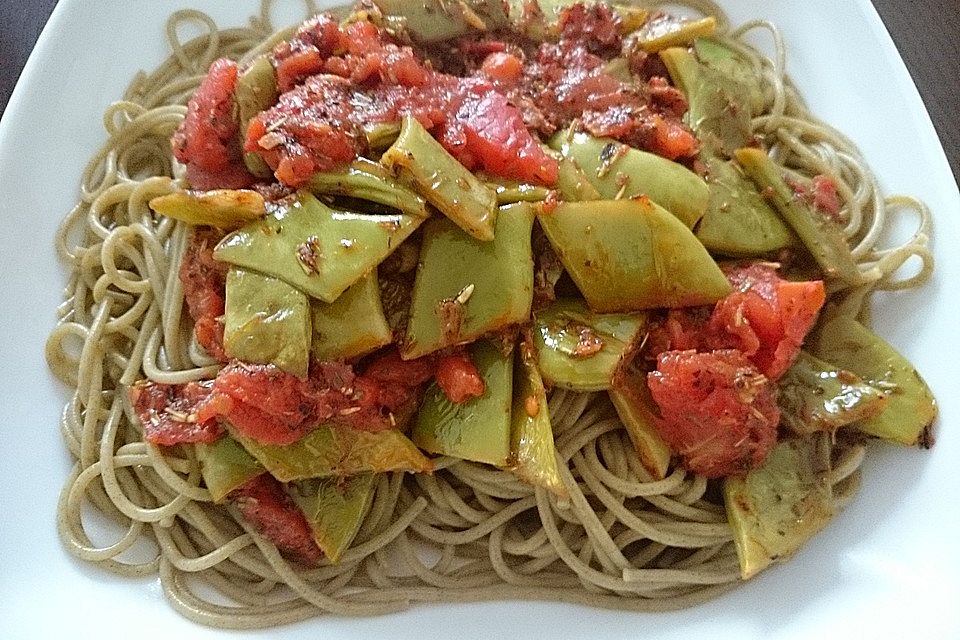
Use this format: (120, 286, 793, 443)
(694, 38, 765, 116)
(536, 198, 730, 312)
(373, 0, 509, 43)
(696, 154, 795, 256)
(483, 177, 551, 205)
(532, 298, 647, 391)
(778, 351, 889, 436)
(633, 16, 717, 53)
(235, 55, 278, 177)
(723, 434, 834, 579)
(310, 272, 393, 361)
(735, 147, 862, 284)
(289, 475, 376, 562)
(223, 267, 312, 377)
(195, 437, 264, 503)
(149, 187, 265, 229)
(214, 191, 425, 303)
(403, 202, 535, 359)
(306, 158, 429, 218)
(810, 316, 937, 446)
(412, 340, 514, 466)
(549, 130, 709, 228)
(382, 115, 498, 241)
(232, 425, 432, 482)
(608, 364, 672, 481)
(511, 334, 567, 498)
(660, 46, 753, 157)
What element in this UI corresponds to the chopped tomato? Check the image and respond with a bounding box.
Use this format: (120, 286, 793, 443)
(171, 58, 254, 190)
(435, 351, 486, 404)
(812, 174, 842, 219)
(129, 379, 223, 446)
(362, 349, 436, 386)
(649, 263, 825, 381)
(179, 228, 228, 361)
(196, 361, 386, 445)
(557, 3, 622, 55)
(709, 263, 826, 379)
(272, 14, 342, 91)
(189, 351, 438, 445)
(647, 350, 779, 478)
(232, 475, 322, 566)
(650, 113, 699, 161)
(457, 91, 559, 184)
(480, 52, 524, 83)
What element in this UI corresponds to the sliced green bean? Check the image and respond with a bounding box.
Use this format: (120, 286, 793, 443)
(223, 267, 312, 378)
(778, 351, 889, 436)
(235, 55, 278, 177)
(735, 147, 862, 284)
(374, 0, 509, 43)
(723, 434, 834, 579)
(511, 334, 567, 498)
(532, 298, 647, 391)
(306, 158, 429, 218)
(214, 191, 424, 303)
(412, 340, 513, 467)
(310, 272, 393, 361)
(403, 202, 535, 359)
(149, 187, 265, 229)
(609, 363, 672, 481)
(660, 46, 753, 157)
(537, 198, 730, 312)
(696, 154, 795, 256)
(810, 316, 937, 446)
(232, 424, 432, 482)
(195, 437, 264, 503)
(694, 38, 765, 116)
(289, 474, 376, 562)
(484, 177, 551, 205)
(549, 130, 709, 228)
(382, 115, 498, 241)
(633, 15, 717, 53)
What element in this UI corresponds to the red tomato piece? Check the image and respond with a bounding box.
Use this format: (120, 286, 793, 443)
(232, 474, 322, 566)
(171, 58, 254, 190)
(129, 380, 223, 446)
(435, 351, 486, 404)
(481, 52, 524, 84)
(709, 263, 825, 379)
(648, 263, 825, 381)
(647, 350, 779, 478)
(459, 90, 559, 184)
(362, 349, 436, 386)
(812, 174, 842, 219)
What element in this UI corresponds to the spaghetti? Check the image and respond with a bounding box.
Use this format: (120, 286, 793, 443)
(47, 0, 932, 629)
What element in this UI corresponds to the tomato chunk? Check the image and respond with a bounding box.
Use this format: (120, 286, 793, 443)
(649, 263, 825, 380)
(647, 350, 779, 478)
(232, 474, 322, 566)
(435, 350, 486, 404)
(171, 58, 254, 190)
(129, 380, 223, 446)
(709, 263, 826, 379)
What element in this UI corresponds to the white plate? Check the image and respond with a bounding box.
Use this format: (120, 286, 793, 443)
(1, 1, 958, 638)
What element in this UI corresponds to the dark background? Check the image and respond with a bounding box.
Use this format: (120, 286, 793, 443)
(1, 0, 957, 180)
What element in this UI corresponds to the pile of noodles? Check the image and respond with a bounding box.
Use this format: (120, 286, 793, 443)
(46, 0, 933, 629)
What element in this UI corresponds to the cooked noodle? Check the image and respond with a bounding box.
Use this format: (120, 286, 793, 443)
(47, 0, 931, 628)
